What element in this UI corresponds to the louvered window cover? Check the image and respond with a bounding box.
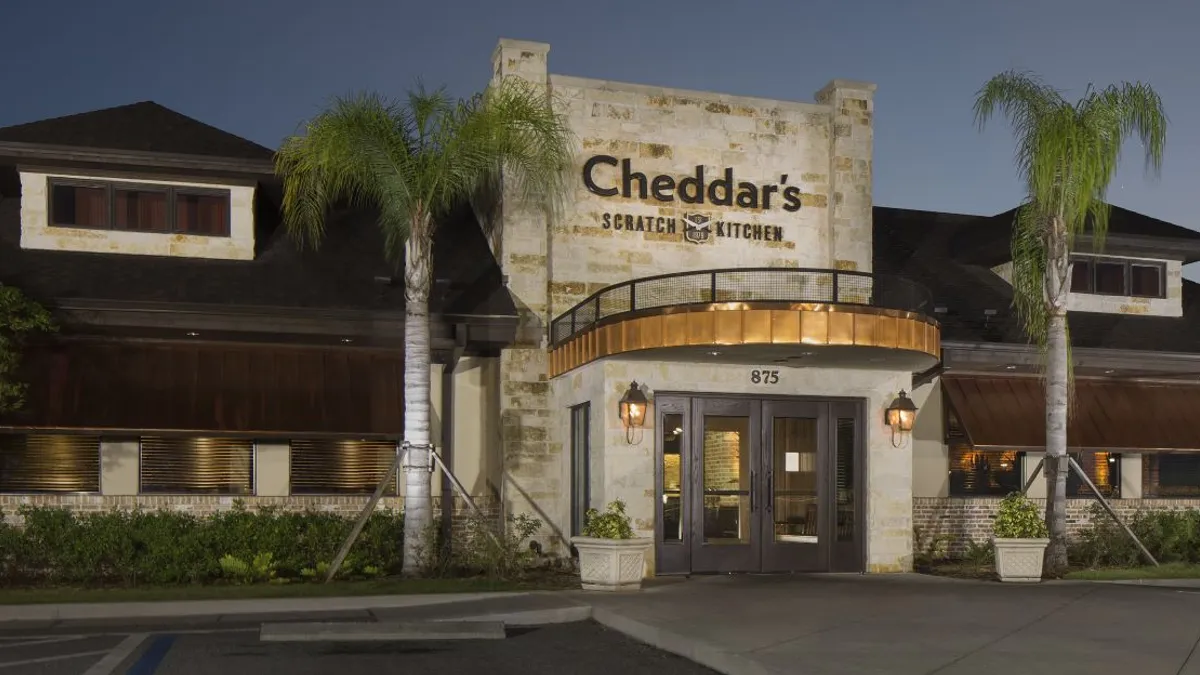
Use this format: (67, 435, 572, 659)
(1144, 453, 1200, 498)
(290, 439, 398, 495)
(139, 437, 253, 495)
(0, 434, 100, 493)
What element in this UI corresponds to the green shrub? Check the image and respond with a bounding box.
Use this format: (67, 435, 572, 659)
(0, 504, 404, 587)
(418, 512, 546, 582)
(219, 552, 278, 584)
(962, 538, 995, 571)
(993, 492, 1049, 539)
(913, 525, 953, 567)
(1071, 504, 1200, 568)
(582, 500, 634, 540)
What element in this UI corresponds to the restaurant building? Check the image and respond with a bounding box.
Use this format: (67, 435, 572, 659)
(3, 38, 1200, 576)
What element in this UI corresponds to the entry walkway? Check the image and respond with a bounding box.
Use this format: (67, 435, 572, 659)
(579, 574, 1200, 675)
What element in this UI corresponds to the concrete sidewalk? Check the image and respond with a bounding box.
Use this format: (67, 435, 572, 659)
(581, 574, 1200, 675)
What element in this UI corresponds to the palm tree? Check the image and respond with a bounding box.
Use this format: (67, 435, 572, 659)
(974, 71, 1166, 576)
(275, 79, 572, 575)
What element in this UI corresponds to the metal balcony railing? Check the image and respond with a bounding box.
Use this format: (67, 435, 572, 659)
(549, 267, 934, 347)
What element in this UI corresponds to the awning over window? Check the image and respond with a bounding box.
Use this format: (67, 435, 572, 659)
(0, 339, 404, 438)
(942, 374, 1200, 452)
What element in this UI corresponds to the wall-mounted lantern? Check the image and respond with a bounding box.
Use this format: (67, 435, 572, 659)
(619, 381, 649, 444)
(885, 390, 918, 448)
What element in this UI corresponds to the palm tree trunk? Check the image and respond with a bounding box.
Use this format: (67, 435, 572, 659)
(1043, 310, 1070, 576)
(401, 215, 434, 576)
(1043, 217, 1071, 577)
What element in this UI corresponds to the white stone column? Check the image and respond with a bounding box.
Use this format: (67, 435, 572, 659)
(100, 440, 139, 496)
(490, 39, 563, 550)
(910, 380, 948, 498)
(1023, 452, 1047, 498)
(254, 442, 290, 497)
(814, 80, 876, 273)
(1120, 454, 1142, 499)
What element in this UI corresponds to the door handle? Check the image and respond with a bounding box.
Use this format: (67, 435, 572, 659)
(766, 470, 773, 514)
(749, 473, 755, 512)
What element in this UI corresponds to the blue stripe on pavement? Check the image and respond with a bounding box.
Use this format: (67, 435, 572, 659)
(124, 635, 176, 675)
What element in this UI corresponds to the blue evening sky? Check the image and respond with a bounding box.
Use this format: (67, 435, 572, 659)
(1, 0, 1195, 240)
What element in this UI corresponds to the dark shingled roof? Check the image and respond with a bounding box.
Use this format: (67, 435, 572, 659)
(0, 102, 275, 161)
(0, 182, 512, 317)
(874, 205, 1200, 353)
(952, 204, 1200, 267)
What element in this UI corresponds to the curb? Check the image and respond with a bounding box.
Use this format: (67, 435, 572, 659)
(447, 604, 593, 626)
(592, 607, 776, 675)
(0, 592, 527, 624)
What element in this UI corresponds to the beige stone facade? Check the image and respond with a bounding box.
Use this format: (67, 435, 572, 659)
(992, 255, 1183, 318)
(19, 171, 257, 260)
(486, 39, 926, 573)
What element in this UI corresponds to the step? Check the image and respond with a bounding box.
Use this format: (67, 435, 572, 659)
(259, 620, 506, 642)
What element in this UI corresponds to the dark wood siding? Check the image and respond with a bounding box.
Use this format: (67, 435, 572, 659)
(1, 340, 404, 437)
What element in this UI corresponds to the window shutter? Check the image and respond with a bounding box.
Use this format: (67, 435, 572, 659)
(289, 439, 397, 495)
(0, 434, 100, 493)
(1144, 453, 1200, 498)
(138, 437, 253, 495)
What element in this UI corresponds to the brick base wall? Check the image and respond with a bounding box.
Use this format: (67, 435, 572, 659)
(914, 497, 1200, 556)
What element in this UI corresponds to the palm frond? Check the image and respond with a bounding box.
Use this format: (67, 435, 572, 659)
(432, 77, 574, 223)
(275, 92, 418, 265)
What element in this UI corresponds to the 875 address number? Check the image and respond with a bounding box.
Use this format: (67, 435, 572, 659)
(750, 369, 780, 384)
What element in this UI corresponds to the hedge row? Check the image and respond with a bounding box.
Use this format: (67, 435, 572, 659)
(0, 503, 404, 586)
(1071, 504, 1200, 567)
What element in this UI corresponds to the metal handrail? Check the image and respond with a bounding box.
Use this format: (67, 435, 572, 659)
(548, 267, 934, 347)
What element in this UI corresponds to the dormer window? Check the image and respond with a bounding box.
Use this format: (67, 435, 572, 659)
(1070, 255, 1165, 299)
(49, 178, 231, 237)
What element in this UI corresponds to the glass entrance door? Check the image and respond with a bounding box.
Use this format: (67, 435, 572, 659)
(760, 401, 824, 572)
(689, 397, 760, 573)
(654, 395, 863, 575)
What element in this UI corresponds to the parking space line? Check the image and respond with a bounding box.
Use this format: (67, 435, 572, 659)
(82, 633, 149, 675)
(0, 635, 91, 649)
(0, 650, 111, 669)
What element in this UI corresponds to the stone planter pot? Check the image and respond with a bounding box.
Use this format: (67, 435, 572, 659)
(993, 537, 1050, 583)
(571, 536, 651, 591)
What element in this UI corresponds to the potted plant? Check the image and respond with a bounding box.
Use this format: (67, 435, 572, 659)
(571, 500, 652, 591)
(992, 492, 1050, 583)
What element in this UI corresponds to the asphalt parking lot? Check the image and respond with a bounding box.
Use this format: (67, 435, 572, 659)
(0, 619, 718, 675)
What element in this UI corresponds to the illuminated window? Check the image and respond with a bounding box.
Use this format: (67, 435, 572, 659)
(1066, 452, 1121, 498)
(946, 406, 1023, 497)
(949, 446, 1024, 496)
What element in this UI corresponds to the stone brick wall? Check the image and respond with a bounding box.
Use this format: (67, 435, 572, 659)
(490, 40, 563, 554)
(544, 74, 856, 320)
(913, 496, 1200, 556)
